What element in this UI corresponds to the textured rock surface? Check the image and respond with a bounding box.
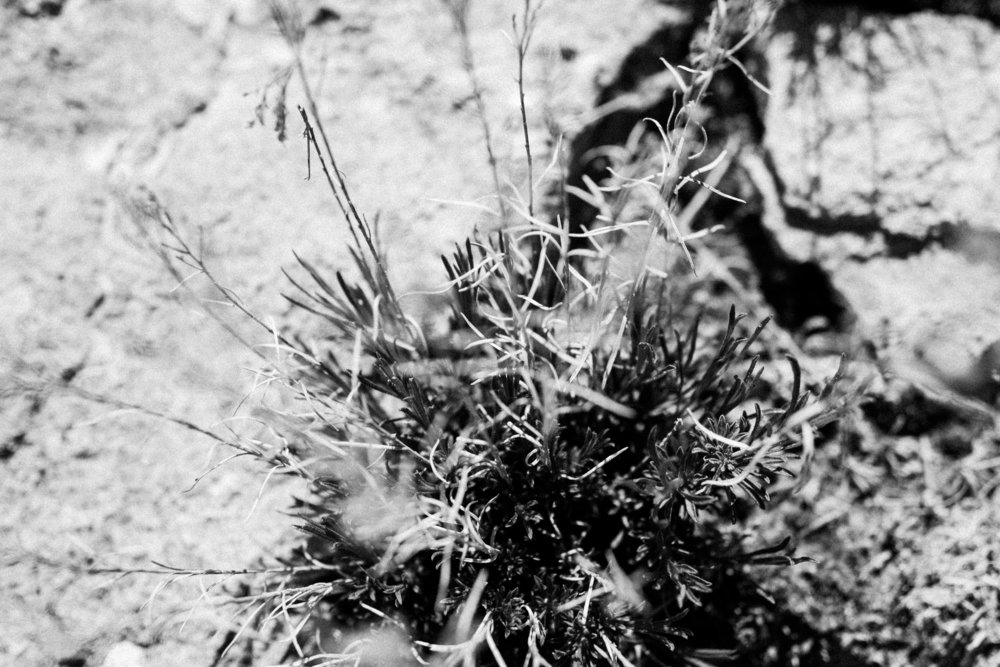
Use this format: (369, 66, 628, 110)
(4, 0, 999, 664)
(0, 0, 662, 665)
(835, 245, 1000, 402)
(757, 6, 1000, 404)
(764, 7, 1000, 245)
(760, 475, 1000, 667)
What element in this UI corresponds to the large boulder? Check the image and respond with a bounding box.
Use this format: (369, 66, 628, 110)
(759, 5, 1000, 404)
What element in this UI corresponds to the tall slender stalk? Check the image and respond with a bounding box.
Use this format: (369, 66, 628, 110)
(269, 1, 405, 321)
(443, 0, 509, 221)
(142, 2, 851, 663)
(512, 0, 542, 218)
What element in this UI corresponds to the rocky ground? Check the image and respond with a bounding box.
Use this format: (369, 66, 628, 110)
(2, 0, 999, 665)
(0, 0, 657, 664)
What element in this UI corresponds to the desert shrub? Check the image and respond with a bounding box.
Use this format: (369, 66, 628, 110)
(265, 234, 844, 664)
(156, 1, 849, 664)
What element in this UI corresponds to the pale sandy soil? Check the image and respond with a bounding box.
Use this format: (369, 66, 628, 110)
(4, 2, 999, 666)
(0, 1, 656, 664)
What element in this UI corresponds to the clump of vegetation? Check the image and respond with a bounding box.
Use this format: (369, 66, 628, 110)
(149, 1, 850, 664)
(268, 234, 844, 664)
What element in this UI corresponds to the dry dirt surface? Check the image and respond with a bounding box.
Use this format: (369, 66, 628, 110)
(0, 0, 660, 665)
(3, 0, 1000, 666)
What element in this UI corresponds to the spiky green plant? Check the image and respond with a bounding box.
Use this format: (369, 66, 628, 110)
(172, 2, 850, 664)
(263, 207, 844, 665)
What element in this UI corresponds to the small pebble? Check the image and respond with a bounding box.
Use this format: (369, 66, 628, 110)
(102, 642, 146, 667)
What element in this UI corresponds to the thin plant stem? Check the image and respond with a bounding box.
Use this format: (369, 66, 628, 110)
(88, 563, 333, 577)
(123, 189, 270, 364)
(512, 0, 542, 218)
(270, 0, 405, 320)
(443, 0, 509, 221)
